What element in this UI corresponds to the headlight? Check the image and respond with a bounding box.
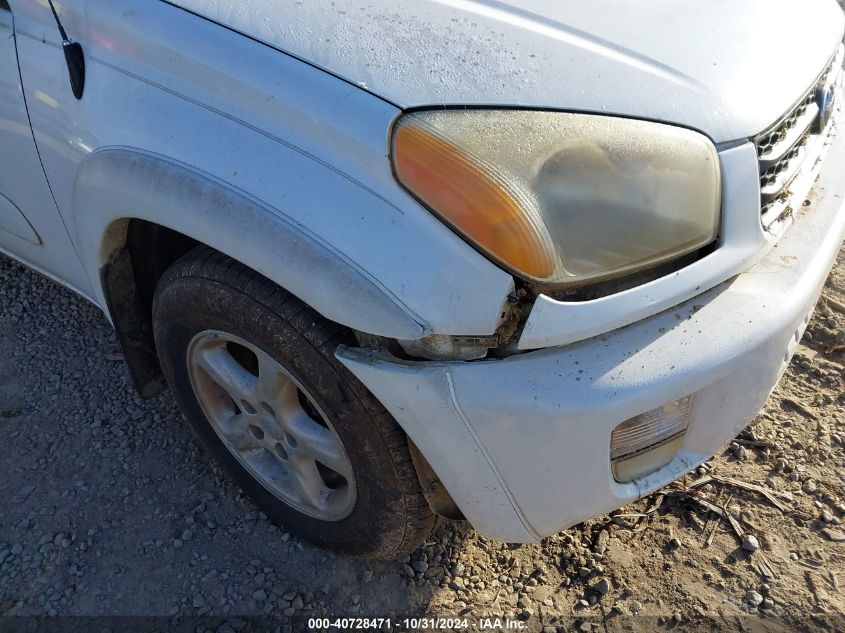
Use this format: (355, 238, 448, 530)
(392, 110, 721, 286)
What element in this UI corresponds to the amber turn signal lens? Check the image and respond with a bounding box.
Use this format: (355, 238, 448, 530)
(393, 124, 555, 279)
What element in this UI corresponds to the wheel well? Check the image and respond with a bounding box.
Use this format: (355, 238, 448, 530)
(126, 220, 200, 315)
(102, 219, 199, 398)
(102, 220, 462, 519)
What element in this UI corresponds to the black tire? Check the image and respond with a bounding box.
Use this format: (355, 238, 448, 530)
(152, 246, 434, 558)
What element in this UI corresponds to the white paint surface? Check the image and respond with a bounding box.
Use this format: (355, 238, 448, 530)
(172, 0, 844, 142)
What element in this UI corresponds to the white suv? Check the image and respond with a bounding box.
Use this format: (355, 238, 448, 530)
(0, 0, 843, 558)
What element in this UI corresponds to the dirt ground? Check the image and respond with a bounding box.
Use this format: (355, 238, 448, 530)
(0, 238, 844, 633)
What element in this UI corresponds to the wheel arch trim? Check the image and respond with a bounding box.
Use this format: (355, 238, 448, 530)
(74, 146, 429, 337)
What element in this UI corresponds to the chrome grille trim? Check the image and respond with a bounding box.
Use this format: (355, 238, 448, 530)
(757, 103, 817, 172)
(755, 44, 844, 230)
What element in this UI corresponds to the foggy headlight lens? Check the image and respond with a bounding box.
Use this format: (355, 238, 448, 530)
(392, 110, 721, 285)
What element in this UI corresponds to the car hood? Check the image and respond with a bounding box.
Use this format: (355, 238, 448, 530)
(174, 0, 844, 142)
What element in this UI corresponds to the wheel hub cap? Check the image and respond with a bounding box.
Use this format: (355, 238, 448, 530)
(186, 330, 356, 521)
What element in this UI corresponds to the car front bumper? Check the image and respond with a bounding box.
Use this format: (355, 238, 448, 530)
(338, 124, 845, 543)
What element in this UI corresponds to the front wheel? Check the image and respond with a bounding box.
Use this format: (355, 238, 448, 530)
(152, 247, 435, 558)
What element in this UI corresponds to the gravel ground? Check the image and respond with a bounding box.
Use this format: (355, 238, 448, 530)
(2, 243, 845, 632)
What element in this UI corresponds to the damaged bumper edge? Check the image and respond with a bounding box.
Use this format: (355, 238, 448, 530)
(337, 126, 845, 542)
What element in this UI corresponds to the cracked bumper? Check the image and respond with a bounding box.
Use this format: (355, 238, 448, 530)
(338, 128, 845, 542)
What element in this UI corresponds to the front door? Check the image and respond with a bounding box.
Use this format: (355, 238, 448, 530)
(0, 2, 89, 296)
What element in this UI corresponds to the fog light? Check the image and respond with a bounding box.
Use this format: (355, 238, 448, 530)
(611, 396, 693, 483)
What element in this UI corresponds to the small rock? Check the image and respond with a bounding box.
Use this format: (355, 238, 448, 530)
(747, 590, 764, 607)
(742, 535, 760, 552)
(593, 577, 611, 596)
(762, 598, 775, 609)
(821, 509, 835, 523)
(13, 485, 36, 504)
(594, 529, 609, 555)
(822, 528, 845, 542)
(802, 480, 817, 494)
(411, 560, 428, 573)
(252, 590, 267, 603)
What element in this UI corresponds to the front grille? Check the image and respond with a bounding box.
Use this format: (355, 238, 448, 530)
(754, 44, 844, 229)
